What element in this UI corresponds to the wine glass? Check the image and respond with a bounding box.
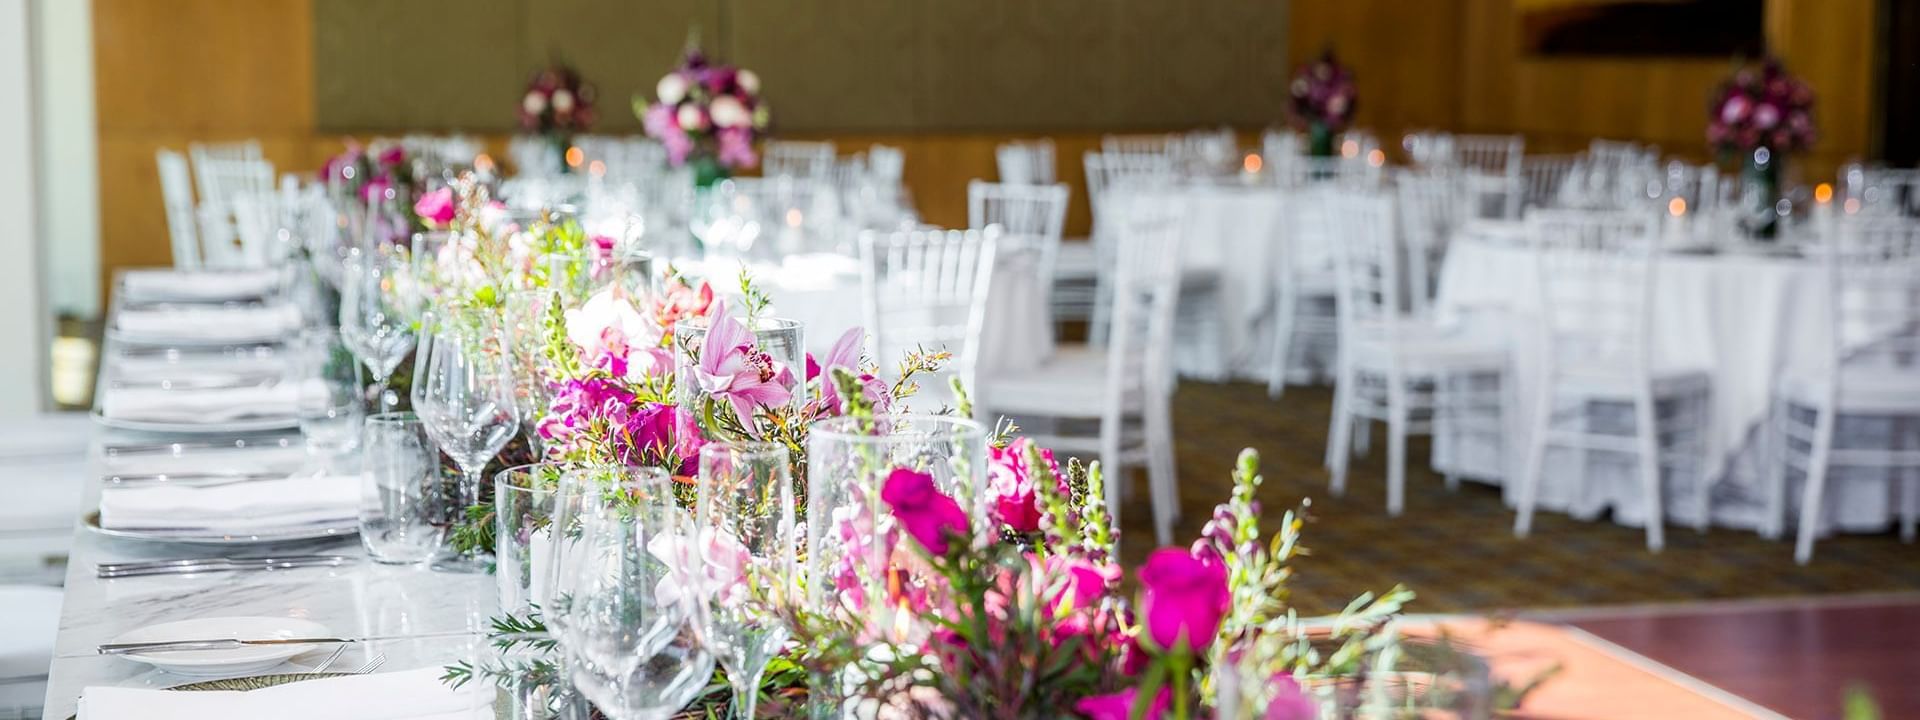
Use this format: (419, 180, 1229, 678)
(501, 289, 564, 454)
(339, 249, 417, 414)
(692, 442, 798, 720)
(289, 328, 365, 474)
(549, 466, 714, 720)
(411, 307, 520, 573)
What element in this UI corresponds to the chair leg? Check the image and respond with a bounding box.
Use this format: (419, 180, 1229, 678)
(1146, 399, 1179, 546)
(1326, 372, 1354, 497)
(1897, 418, 1916, 544)
(1355, 417, 1373, 456)
(1761, 398, 1788, 540)
(1634, 392, 1666, 552)
(1089, 274, 1112, 347)
(1387, 378, 1409, 517)
(1514, 382, 1554, 538)
(1795, 406, 1838, 565)
(1692, 391, 1713, 533)
(1267, 292, 1297, 399)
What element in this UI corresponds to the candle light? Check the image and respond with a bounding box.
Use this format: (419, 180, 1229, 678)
(564, 146, 584, 169)
(1341, 139, 1360, 158)
(1367, 149, 1386, 167)
(1814, 182, 1833, 204)
(1668, 197, 1687, 217)
(1242, 153, 1262, 174)
(588, 160, 607, 178)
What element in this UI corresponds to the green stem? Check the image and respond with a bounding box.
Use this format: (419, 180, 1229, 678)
(1171, 651, 1193, 720)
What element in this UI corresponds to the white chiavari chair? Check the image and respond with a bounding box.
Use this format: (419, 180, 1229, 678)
(996, 139, 1056, 185)
(1397, 169, 1461, 317)
(858, 227, 1000, 402)
(1454, 134, 1526, 220)
(1512, 210, 1713, 551)
(156, 148, 202, 268)
(1177, 127, 1238, 174)
(1323, 191, 1511, 516)
(969, 181, 1071, 328)
(1083, 150, 1175, 344)
(1761, 217, 1920, 563)
(1841, 165, 1920, 218)
(1522, 154, 1579, 211)
(866, 144, 904, 185)
(763, 140, 837, 180)
(1263, 181, 1341, 398)
(189, 143, 275, 269)
(976, 200, 1185, 545)
(1102, 133, 1178, 158)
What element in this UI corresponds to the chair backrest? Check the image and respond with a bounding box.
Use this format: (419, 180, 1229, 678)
(969, 181, 1069, 302)
(1326, 191, 1403, 344)
(1521, 154, 1578, 210)
(996, 139, 1056, 185)
(1083, 151, 1176, 269)
(1526, 209, 1660, 376)
(1822, 217, 1920, 382)
(1396, 169, 1459, 255)
(1104, 199, 1185, 406)
(1842, 165, 1920, 218)
(188, 141, 273, 208)
(1175, 127, 1238, 173)
(857, 227, 1000, 379)
(866, 144, 905, 184)
(1101, 133, 1177, 158)
(156, 148, 202, 268)
(763, 140, 837, 180)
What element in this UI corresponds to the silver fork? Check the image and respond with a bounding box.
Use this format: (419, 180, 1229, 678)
(307, 645, 348, 673)
(350, 654, 386, 674)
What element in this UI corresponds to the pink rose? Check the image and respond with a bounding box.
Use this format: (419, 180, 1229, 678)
(1137, 548, 1230, 653)
(1265, 674, 1316, 720)
(986, 438, 1061, 533)
(1043, 554, 1117, 614)
(1075, 687, 1169, 720)
(880, 467, 970, 557)
(414, 187, 455, 227)
(376, 145, 405, 169)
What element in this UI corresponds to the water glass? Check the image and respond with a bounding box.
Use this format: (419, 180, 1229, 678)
(358, 412, 444, 564)
(548, 466, 714, 720)
(805, 415, 987, 630)
(339, 250, 417, 413)
(494, 462, 571, 613)
(413, 308, 520, 573)
(290, 328, 365, 462)
(692, 442, 798, 720)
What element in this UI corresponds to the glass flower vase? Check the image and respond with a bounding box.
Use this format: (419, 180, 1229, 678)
(493, 462, 573, 614)
(672, 314, 805, 440)
(1740, 145, 1782, 240)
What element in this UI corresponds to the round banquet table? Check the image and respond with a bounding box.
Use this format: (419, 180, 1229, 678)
(1432, 226, 1906, 534)
(1116, 181, 1300, 380)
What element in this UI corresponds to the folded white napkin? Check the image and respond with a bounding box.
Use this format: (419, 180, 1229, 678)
(98, 473, 358, 531)
(79, 667, 489, 720)
(102, 443, 310, 477)
(101, 381, 310, 423)
(121, 269, 280, 303)
(110, 354, 290, 385)
(115, 304, 302, 342)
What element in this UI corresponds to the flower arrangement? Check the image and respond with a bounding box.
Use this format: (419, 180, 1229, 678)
(409, 173, 617, 311)
(1707, 57, 1816, 157)
(320, 140, 416, 205)
(636, 40, 771, 185)
(520, 62, 597, 139)
(1288, 50, 1357, 157)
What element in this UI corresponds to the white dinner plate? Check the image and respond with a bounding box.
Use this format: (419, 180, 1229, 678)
(88, 408, 299, 435)
(107, 327, 293, 348)
(83, 511, 358, 546)
(107, 616, 332, 676)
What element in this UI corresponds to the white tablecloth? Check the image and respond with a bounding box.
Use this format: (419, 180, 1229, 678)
(1434, 230, 1904, 532)
(1119, 182, 1294, 380)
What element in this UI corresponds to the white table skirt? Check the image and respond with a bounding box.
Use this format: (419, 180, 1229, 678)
(1432, 232, 1907, 533)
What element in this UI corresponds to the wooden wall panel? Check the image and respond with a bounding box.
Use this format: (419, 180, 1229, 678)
(727, 0, 922, 132)
(312, 0, 524, 132)
(1287, 0, 1464, 148)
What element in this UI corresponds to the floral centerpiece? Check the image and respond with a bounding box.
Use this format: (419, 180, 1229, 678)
(636, 40, 771, 187)
(1288, 50, 1357, 158)
(518, 62, 597, 174)
(1707, 56, 1816, 238)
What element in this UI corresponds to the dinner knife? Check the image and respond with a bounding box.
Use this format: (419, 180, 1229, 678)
(96, 555, 354, 578)
(98, 630, 477, 655)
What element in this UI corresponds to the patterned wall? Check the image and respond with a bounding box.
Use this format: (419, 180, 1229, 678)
(313, 0, 1293, 134)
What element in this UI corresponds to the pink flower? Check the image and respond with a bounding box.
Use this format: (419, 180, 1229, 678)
(806, 327, 889, 416)
(693, 301, 796, 428)
(1075, 687, 1169, 720)
(716, 127, 758, 169)
(565, 286, 668, 380)
(414, 187, 456, 227)
(653, 278, 715, 331)
(880, 467, 970, 557)
(1753, 102, 1781, 130)
(1265, 674, 1316, 720)
(986, 438, 1061, 533)
(1043, 554, 1117, 614)
(620, 402, 705, 476)
(1137, 548, 1230, 653)
(376, 145, 406, 169)
(359, 174, 393, 204)
(1720, 95, 1751, 124)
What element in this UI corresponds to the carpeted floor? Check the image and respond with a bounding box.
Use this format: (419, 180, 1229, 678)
(1107, 382, 1920, 617)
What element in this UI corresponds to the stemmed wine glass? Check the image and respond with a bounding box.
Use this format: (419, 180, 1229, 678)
(548, 466, 715, 720)
(501, 289, 564, 455)
(411, 307, 519, 573)
(339, 248, 417, 414)
(691, 442, 799, 720)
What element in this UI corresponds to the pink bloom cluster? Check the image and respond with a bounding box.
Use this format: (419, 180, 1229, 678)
(985, 437, 1063, 534)
(320, 142, 411, 205)
(1707, 57, 1816, 155)
(1288, 50, 1357, 133)
(519, 63, 596, 135)
(639, 46, 770, 169)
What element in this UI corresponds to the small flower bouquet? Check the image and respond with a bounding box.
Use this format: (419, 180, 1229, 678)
(1707, 57, 1815, 237)
(319, 140, 415, 206)
(1288, 50, 1357, 157)
(636, 40, 771, 186)
(519, 62, 597, 172)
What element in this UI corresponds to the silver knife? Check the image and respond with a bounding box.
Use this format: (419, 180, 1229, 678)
(99, 630, 477, 655)
(103, 472, 284, 488)
(97, 555, 354, 578)
(103, 435, 299, 457)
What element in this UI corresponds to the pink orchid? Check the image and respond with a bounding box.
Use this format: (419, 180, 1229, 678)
(1075, 687, 1169, 720)
(807, 327, 889, 416)
(692, 301, 795, 428)
(879, 467, 970, 557)
(648, 526, 751, 610)
(1138, 548, 1231, 653)
(564, 286, 668, 380)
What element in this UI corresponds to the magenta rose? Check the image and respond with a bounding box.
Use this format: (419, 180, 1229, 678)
(376, 145, 405, 169)
(621, 402, 705, 476)
(1137, 547, 1230, 653)
(414, 187, 455, 227)
(1264, 674, 1316, 720)
(986, 438, 1060, 533)
(1074, 687, 1168, 720)
(879, 467, 970, 556)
